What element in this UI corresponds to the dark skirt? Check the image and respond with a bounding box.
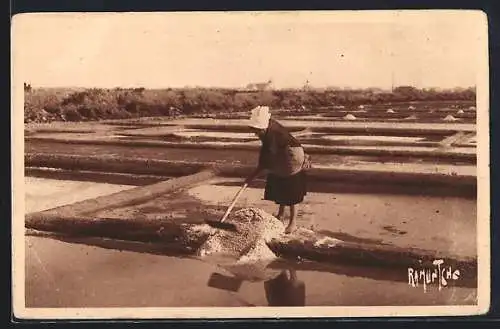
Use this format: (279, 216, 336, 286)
(264, 271, 306, 306)
(264, 170, 307, 206)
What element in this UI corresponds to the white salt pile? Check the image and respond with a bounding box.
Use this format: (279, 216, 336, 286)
(358, 105, 365, 109)
(408, 105, 416, 110)
(313, 236, 342, 248)
(386, 108, 395, 113)
(343, 113, 357, 121)
(457, 109, 465, 114)
(443, 115, 459, 122)
(469, 106, 476, 110)
(237, 240, 278, 263)
(196, 208, 285, 263)
(403, 114, 417, 120)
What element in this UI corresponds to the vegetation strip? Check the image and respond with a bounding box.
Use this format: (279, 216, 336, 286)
(24, 87, 475, 124)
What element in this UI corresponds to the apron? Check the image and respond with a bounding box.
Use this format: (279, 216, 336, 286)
(270, 146, 306, 177)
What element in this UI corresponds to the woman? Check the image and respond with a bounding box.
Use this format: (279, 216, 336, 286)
(244, 106, 310, 234)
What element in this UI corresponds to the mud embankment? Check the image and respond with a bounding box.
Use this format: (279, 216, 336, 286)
(25, 153, 477, 198)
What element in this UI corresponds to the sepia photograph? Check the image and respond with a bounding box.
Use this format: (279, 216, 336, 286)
(11, 10, 490, 319)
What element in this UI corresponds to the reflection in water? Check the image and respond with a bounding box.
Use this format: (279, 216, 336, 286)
(207, 272, 243, 292)
(26, 234, 477, 307)
(264, 269, 305, 307)
(206, 256, 476, 306)
(207, 267, 306, 307)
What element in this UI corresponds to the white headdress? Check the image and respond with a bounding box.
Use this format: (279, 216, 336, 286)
(248, 106, 271, 129)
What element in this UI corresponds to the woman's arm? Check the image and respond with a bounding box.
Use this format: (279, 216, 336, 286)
(245, 166, 265, 184)
(246, 139, 270, 184)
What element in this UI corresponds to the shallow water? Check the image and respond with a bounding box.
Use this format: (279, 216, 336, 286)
(24, 235, 477, 308)
(172, 130, 256, 139)
(26, 140, 475, 166)
(321, 135, 424, 143)
(24, 177, 135, 214)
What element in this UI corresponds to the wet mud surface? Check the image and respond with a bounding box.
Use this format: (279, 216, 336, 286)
(88, 178, 476, 259)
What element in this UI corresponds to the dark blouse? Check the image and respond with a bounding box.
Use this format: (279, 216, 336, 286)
(258, 119, 303, 171)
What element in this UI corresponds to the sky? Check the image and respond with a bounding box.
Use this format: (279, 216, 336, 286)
(12, 11, 487, 89)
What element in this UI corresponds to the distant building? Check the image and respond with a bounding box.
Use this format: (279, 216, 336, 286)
(245, 79, 273, 91)
(366, 87, 386, 94)
(24, 82, 32, 92)
(302, 80, 312, 90)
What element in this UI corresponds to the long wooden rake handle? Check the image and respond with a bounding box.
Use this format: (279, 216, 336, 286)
(219, 183, 248, 223)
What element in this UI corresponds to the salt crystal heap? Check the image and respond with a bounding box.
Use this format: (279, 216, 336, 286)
(443, 114, 459, 122)
(197, 208, 285, 262)
(343, 113, 357, 121)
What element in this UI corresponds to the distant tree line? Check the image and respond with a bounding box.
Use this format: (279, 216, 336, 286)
(24, 86, 476, 123)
